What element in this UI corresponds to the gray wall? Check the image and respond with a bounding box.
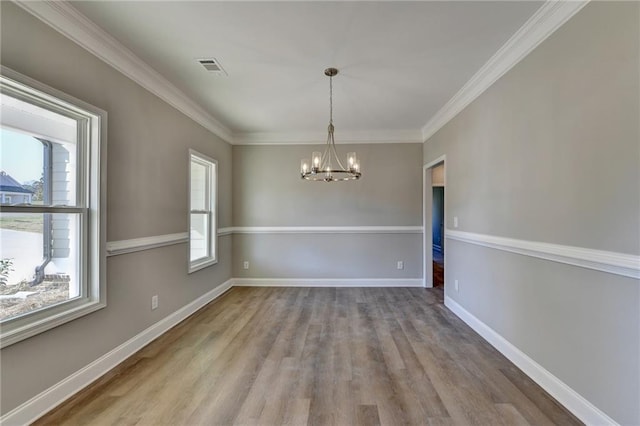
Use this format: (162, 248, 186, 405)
(232, 143, 423, 278)
(423, 2, 639, 424)
(0, 3, 232, 415)
(3, 0, 638, 423)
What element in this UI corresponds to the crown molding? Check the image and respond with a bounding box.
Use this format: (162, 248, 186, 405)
(233, 129, 424, 145)
(15, 0, 590, 147)
(14, 0, 234, 144)
(421, 0, 590, 142)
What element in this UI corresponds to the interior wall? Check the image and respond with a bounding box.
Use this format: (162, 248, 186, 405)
(232, 143, 423, 279)
(423, 2, 639, 424)
(0, 2, 233, 415)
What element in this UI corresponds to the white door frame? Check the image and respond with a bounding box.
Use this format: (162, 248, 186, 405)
(422, 155, 446, 288)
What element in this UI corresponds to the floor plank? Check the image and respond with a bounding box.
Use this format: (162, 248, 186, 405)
(35, 287, 582, 426)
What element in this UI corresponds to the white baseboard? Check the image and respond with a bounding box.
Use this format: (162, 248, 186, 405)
(8, 280, 612, 425)
(1, 279, 233, 426)
(229, 226, 423, 234)
(233, 278, 423, 287)
(444, 295, 618, 426)
(1, 277, 421, 424)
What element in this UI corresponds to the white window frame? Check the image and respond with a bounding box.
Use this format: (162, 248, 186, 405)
(188, 149, 217, 273)
(0, 67, 106, 348)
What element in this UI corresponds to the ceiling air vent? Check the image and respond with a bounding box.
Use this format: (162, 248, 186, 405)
(197, 58, 227, 76)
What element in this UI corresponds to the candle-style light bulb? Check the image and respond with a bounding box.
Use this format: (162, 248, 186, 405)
(347, 152, 357, 172)
(312, 151, 321, 172)
(301, 159, 309, 174)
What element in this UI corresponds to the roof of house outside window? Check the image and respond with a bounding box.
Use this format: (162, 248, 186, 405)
(0, 171, 34, 194)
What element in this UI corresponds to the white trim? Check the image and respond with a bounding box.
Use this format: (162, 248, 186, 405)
(14, 1, 234, 144)
(0, 67, 107, 349)
(106, 233, 188, 257)
(233, 130, 423, 145)
(233, 278, 423, 288)
(0, 279, 233, 426)
(423, 156, 447, 288)
(444, 295, 618, 426)
(229, 226, 423, 234)
(217, 227, 234, 236)
(446, 229, 640, 280)
(188, 150, 218, 274)
(421, 0, 589, 141)
(105, 227, 421, 257)
(15, 1, 589, 147)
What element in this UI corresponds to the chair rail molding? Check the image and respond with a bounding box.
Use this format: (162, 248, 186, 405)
(106, 233, 189, 257)
(446, 229, 640, 279)
(106, 226, 420, 257)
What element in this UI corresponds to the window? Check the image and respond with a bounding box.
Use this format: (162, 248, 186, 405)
(0, 68, 106, 348)
(189, 150, 217, 273)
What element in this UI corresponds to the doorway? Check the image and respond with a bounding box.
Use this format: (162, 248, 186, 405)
(423, 156, 445, 288)
(432, 185, 444, 286)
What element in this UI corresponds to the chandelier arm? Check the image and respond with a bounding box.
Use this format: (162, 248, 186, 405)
(329, 134, 347, 170)
(320, 129, 331, 169)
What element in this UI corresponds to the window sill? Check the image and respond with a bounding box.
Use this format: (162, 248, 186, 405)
(188, 258, 218, 274)
(0, 299, 106, 348)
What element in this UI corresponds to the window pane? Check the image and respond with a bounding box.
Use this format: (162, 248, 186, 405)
(0, 212, 81, 322)
(190, 160, 208, 211)
(1, 128, 43, 205)
(1, 111, 78, 207)
(190, 212, 209, 262)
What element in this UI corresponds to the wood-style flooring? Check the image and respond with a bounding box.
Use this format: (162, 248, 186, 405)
(432, 262, 444, 287)
(36, 287, 582, 426)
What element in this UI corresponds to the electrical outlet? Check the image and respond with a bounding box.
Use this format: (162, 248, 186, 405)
(151, 295, 159, 310)
(243, 261, 250, 270)
(453, 216, 459, 228)
(454, 280, 459, 292)
(396, 261, 404, 270)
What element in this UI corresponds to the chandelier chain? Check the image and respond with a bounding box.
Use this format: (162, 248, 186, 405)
(329, 74, 333, 125)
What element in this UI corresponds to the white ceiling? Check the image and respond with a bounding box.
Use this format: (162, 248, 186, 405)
(69, 1, 543, 144)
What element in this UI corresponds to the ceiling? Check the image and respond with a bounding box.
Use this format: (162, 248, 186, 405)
(69, 1, 543, 144)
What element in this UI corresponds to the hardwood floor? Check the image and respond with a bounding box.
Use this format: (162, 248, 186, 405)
(36, 287, 581, 426)
(432, 262, 444, 287)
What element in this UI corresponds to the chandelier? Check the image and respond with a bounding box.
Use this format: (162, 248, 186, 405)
(300, 68, 361, 182)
